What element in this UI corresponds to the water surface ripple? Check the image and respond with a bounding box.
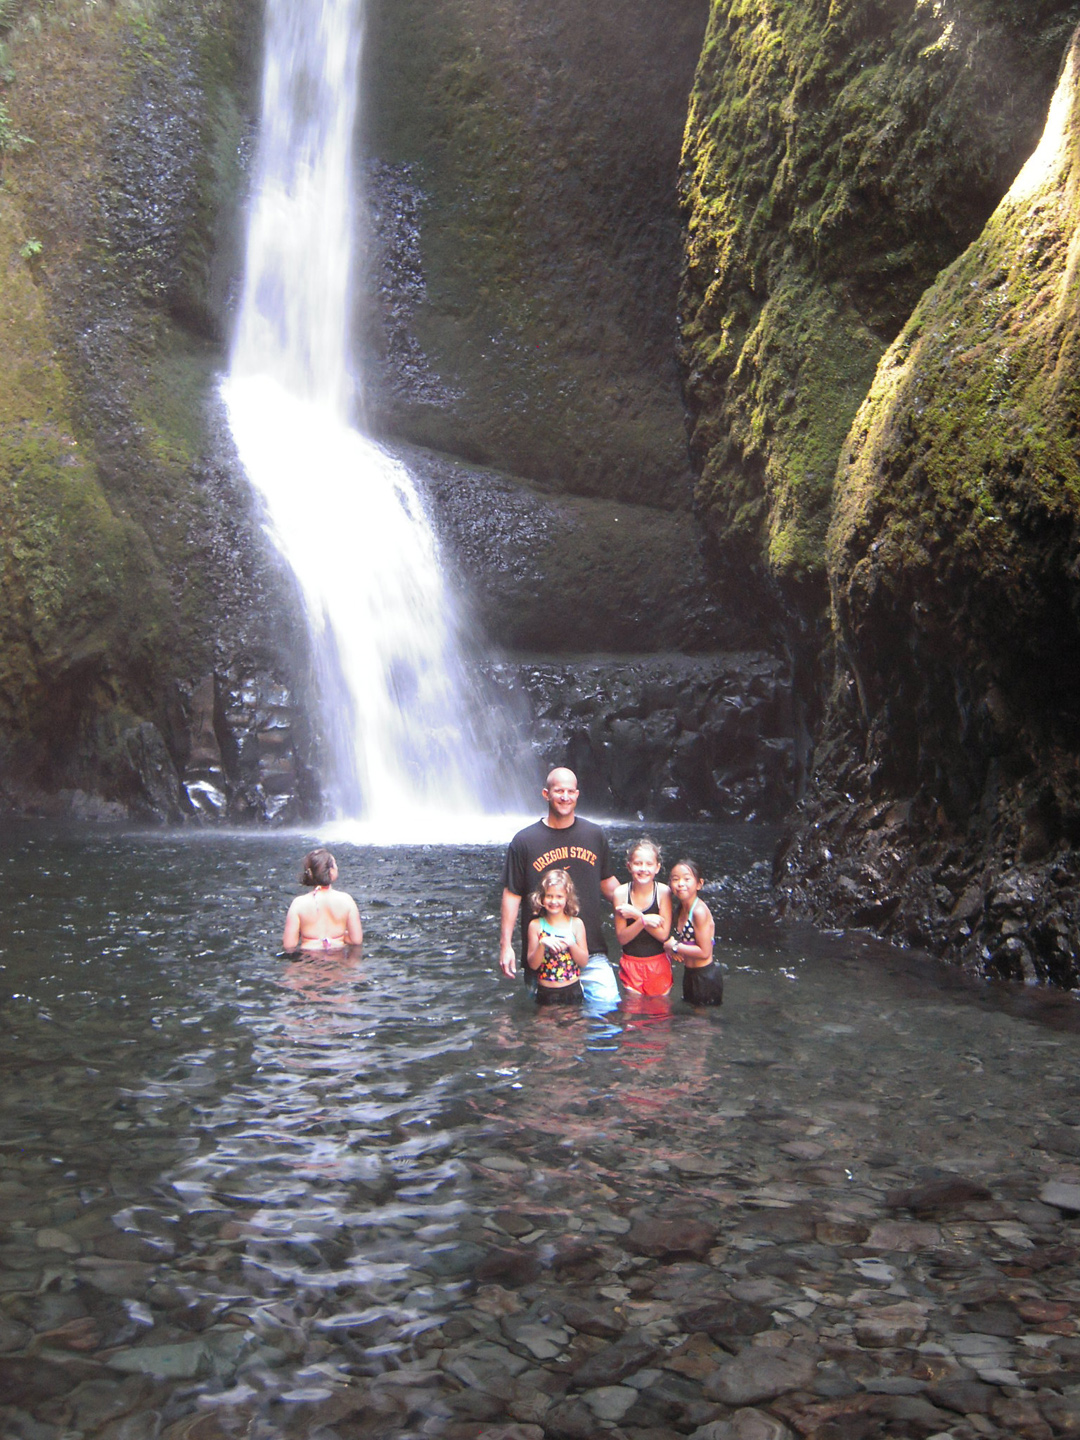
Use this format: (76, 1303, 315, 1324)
(3, 824, 1080, 1439)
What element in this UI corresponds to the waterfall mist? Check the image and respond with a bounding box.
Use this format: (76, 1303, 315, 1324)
(222, 0, 523, 833)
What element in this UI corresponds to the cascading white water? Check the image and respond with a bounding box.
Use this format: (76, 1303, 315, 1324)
(222, 0, 515, 831)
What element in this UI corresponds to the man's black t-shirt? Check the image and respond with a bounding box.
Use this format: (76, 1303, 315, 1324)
(502, 816, 615, 956)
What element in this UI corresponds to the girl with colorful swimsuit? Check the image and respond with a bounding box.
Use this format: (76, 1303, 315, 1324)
(664, 858, 723, 1005)
(282, 848, 363, 952)
(613, 837, 673, 996)
(526, 869, 588, 1006)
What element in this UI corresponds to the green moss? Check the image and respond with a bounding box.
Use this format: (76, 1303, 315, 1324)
(829, 30, 1080, 683)
(0, 429, 156, 735)
(0, 0, 262, 787)
(681, 0, 1080, 592)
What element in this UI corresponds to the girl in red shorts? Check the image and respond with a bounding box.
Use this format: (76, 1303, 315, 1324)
(613, 837, 673, 996)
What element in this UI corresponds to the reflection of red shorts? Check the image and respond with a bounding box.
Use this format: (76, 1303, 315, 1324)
(619, 953, 673, 996)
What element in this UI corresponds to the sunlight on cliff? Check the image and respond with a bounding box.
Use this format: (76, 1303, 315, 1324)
(1007, 45, 1076, 204)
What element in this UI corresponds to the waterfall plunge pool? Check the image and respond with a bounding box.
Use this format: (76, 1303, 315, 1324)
(2, 822, 1080, 1437)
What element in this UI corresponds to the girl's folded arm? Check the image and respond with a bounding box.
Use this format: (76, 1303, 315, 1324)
(655, 886, 674, 938)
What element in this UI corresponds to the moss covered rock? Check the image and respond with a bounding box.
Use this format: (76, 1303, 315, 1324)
(778, 23, 1080, 984)
(680, 0, 1080, 600)
(0, 0, 318, 818)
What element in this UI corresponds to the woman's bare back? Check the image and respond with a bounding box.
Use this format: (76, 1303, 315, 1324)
(283, 886, 362, 951)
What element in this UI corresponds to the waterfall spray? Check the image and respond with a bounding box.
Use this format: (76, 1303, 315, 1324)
(222, 0, 513, 830)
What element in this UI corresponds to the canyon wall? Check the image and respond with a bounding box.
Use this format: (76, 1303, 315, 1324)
(776, 26, 1080, 986)
(360, 0, 706, 507)
(0, 0, 327, 821)
(0, 0, 744, 821)
(680, 0, 1080, 616)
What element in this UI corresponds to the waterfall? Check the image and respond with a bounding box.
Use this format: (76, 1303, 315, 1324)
(222, 0, 515, 832)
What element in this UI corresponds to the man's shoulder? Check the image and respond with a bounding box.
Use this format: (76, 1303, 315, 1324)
(508, 818, 550, 850)
(567, 815, 606, 845)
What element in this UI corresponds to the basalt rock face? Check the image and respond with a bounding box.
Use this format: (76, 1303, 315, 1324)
(777, 29, 1080, 986)
(0, 0, 321, 823)
(484, 654, 797, 823)
(404, 444, 752, 656)
(359, 0, 706, 508)
(680, 0, 1080, 613)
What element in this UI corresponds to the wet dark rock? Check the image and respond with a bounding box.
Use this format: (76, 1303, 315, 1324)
(960, 1303, 1022, 1338)
(570, 1332, 659, 1390)
(550, 1239, 606, 1275)
(676, 1302, 773, 1348)
(424, 1241, 490, 1279)
(0, 1312, 31, 1354)
(1042, 1128, 1080, 1158)
(813, 1367, 860, 1399)
(742, 1250, 801, 1281)
(560, 1299, 627, 1340)
(412, 446, 743, 654)
(703, 1348, 817, 1406)
(0, 1355, 89, 1404)
(886, 1176, 993, 1215)
(868, 1392, 956, 1430)
(925, 1377, 998, 1416)
(543, 1397, 601, 1440)
(363, 1, 704, 508)
(735, 1209, 816, 1244)
(624, 1219, 717, 1261)
(622, 1373, 708, 1429)
(474, 1246, 543, 1288)
(483, 653, 796, 823)
(1039, 1390, 1080, 1435)
(492, 1211, 540, 1239)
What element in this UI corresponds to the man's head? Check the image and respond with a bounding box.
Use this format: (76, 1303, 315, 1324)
(543, 767, 579, 824)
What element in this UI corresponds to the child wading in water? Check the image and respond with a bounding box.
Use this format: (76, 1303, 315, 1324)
(526, 869, 588, 1006)
(665, 859, 722, 1005)
(614, 837, 673, 996)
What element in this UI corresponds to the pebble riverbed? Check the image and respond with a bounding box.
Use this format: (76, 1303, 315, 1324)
(3, 824, 1080, 1440)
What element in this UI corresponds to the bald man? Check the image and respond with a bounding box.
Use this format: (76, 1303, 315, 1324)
(499, 766, 620, 1009)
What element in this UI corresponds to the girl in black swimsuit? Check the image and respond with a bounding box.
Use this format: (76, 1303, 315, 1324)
(665, 859, 723, 1005)
(614, 837, 673, 996)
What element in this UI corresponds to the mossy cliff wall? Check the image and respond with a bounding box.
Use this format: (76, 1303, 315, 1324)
(0, 0, 319, 820)
(680, 0, 1080, 611)
(361, 0, 706, 507)
(776, 26, 1080, 985)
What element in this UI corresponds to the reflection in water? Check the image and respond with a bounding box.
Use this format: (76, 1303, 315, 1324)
(3, 824, 1080, 1436)
(278, 947, 367, 1010)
